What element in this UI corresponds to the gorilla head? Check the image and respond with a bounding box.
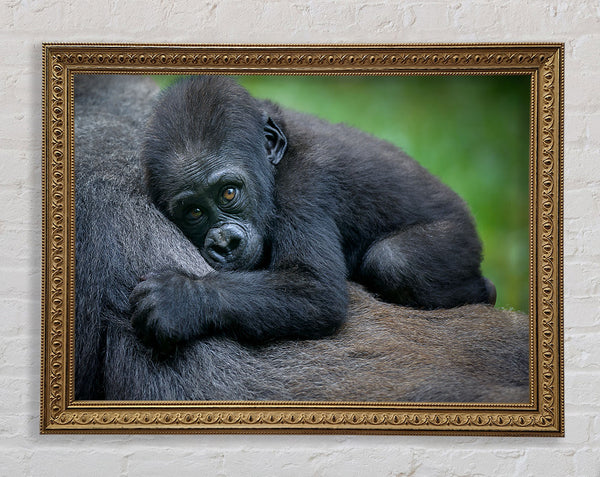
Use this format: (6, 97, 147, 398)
(142, 76, 287, 271)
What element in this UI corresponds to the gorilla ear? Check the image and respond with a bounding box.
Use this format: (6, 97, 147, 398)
(264, 117, 287, 165)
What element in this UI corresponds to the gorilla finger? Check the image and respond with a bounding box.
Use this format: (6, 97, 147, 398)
(130, 297, 157, 331)
(129, 280, 155, 305)
(131, 311, 162, 350)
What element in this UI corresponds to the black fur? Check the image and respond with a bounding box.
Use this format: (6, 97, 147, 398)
(132, 76, 494, 351)
(74, 75, 527, 402)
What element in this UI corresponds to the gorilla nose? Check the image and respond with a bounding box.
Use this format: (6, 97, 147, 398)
(204, 225, 244, 263)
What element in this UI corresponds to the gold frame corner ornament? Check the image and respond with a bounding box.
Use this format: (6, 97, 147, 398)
(41, 43, 564, 435)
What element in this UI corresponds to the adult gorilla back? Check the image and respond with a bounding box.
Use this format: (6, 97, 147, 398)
(74, 75, 528, 402)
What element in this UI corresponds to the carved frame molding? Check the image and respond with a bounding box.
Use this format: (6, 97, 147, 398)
(41, 44, 563, 435)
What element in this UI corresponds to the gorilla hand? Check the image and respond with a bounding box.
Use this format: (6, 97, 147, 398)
(129, 270, 208, 355)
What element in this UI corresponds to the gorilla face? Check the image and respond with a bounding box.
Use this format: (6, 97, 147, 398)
(165, 162, 266, 271)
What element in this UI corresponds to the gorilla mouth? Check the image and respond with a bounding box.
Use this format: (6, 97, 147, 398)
(202, 246, 263, 271)
(202, 246, 243, 269)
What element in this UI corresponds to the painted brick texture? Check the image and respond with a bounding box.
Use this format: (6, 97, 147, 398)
(1, 1, 598, 475)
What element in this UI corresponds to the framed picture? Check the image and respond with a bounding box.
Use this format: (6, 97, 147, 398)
(41, 44, 563, 435)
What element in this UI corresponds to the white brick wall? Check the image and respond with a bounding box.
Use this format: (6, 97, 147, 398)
(1, 1, 598, 475)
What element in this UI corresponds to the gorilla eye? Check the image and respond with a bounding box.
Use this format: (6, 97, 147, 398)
(185, 206, 203, 221)
(220, 186, 237, 203)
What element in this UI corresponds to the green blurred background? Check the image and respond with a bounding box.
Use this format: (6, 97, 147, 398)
(153, 75, 530, 312)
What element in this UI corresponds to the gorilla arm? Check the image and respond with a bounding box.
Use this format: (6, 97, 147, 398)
(129, 214, 349, 348)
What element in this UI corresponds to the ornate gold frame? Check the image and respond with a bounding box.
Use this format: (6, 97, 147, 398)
(41, 44, 563, 435)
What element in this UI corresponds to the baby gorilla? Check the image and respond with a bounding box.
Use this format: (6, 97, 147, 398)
(132, 76, 495, 351)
